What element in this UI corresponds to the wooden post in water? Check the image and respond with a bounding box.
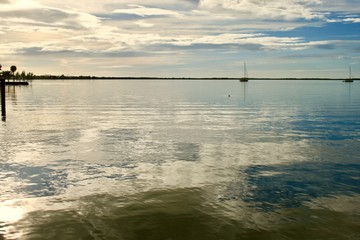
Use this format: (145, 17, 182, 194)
(1, 78, 5, 119)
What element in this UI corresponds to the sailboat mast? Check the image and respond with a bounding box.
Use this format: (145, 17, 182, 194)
(240, 62, 249, 82)
(344, 65, 353, 82)
(349, 65, 352, 79)
(244, 63, 248, 79)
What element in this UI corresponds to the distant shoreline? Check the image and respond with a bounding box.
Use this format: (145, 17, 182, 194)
(32, 77, 358, 81)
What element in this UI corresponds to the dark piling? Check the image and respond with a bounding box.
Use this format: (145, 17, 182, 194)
(1, 78, 5, 120)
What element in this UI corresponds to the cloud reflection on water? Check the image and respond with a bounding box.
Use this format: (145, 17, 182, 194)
(221, 162, 360, 210)
(3, 187, 360, 240)
(1, 80, 359, 239)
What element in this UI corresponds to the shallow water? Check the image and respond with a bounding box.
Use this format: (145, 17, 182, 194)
(1, 80, 359, 239)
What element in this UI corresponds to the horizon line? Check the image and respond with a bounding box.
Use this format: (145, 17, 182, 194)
(30, 76, 359, 80)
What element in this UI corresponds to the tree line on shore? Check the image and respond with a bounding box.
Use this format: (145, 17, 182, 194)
(2, 70, 36, 81)
(1, 65, 35, 81)
(1, 65, 357, 81)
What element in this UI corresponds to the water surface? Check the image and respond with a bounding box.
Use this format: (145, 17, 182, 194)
(1, 80, 359, 239)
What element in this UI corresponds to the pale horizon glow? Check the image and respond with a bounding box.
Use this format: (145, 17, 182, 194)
(0, 0, 359, 78)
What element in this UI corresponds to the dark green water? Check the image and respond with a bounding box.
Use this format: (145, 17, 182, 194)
(1, 80, 359, 239)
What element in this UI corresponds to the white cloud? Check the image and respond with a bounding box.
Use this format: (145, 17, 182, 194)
(112, 5, 183, 18)
(135, 20, 154, 28)
(327, 16, 360, 23)
(199, 0, 325, 20)
(0, 0, 359, 78)
(0, 0, 41, 11)
(343, 18, 360, 23)
(0, 0, 101, 30)
(313, 0, 360, 13)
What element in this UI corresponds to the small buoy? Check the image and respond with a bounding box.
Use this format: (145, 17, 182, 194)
(228, 94, 231, 97)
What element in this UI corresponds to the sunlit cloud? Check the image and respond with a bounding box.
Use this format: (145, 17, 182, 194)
(0, 0, 359, 77)
(199, 0, 325, 20)
(112, 5, 184, 18)
(0, 0, 100, 30)
(342, 18, 360, 23)
(135, 20, 154, 28)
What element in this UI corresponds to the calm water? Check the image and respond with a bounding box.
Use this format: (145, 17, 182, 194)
(1, 80, 359, 240)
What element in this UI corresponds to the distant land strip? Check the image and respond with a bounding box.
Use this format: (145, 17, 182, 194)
(32, 75, 359, 80)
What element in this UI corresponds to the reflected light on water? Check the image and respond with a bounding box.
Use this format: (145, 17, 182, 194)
(0, 204, 24, 223)
(0, 200, 28, 239)
(3, 188, 360, 240)
(1, 80, 359, 239)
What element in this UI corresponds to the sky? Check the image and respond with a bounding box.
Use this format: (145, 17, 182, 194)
(0, 0, 359, 78)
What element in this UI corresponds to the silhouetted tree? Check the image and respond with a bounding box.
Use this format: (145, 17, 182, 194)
(10, 65, 17, 81)
(2, 71, 11, 81)
(26, 72, 34, 81)
(21, 71, 26, 80)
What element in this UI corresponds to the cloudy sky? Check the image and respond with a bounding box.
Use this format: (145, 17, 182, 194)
(0, 0, 359, 78)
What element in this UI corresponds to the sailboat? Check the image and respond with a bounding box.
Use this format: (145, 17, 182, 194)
(343, 66, 353, 82)
(240, 63, 249, 82)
